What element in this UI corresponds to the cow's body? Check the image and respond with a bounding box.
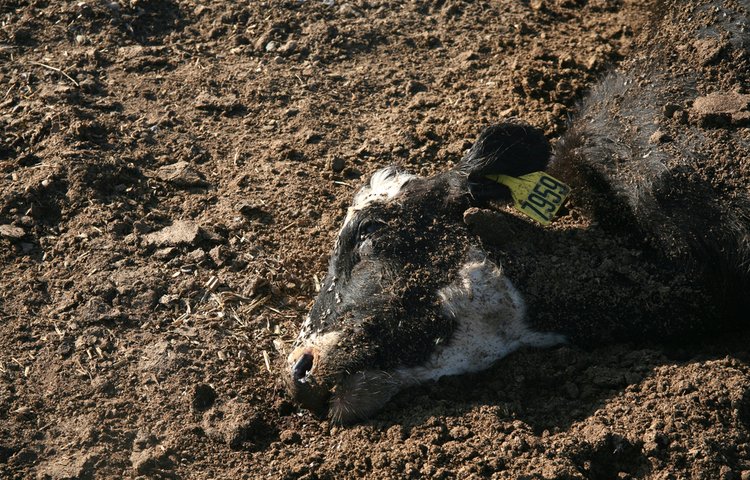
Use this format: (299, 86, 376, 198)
(284, 0, 750, 423)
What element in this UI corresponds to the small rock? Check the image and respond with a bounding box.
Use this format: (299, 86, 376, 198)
(200, 225, 226, 243)
(209, 245, 231, 266)
(279, 40, 298, 55)
(265, 41, 279, 52)
(194, 92, 241, 113)
(406, 80, 427, 95)
(280, 430, 301, 445)
(740, 470, 750, 480)
(339, 3, 361, 17)
(132, 220, 150, 234)
(186, 248, 206, 264)
(192, 383, 217, 411)
(0, 224, 25, 239)
(692, 91, 750, 127)
(156, 161, 207, 188)
(330, 156, 346, 173)
(529, 0, 545, 10)
(586, 54, 600, 70)
(130, 445, 171, 475)
(79, 78, 99, 94)
(159, 294, 179, 305)
(153, 247, 177, 260)
(649, 129, 671, 144)
(36, 453, 97, 480)
(202, 401, 271, 450)
(144, 221, 203, 247)
(237, 202, 265, 217)
(458, 50, 479, 62)
(693, 38, 727, 65)
(449, 426, 472, 441)
(304, 131, 322, 144)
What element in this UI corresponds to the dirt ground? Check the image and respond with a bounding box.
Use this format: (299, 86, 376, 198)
(1, 0, 749, 479)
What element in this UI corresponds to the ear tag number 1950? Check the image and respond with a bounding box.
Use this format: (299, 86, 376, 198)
(485, 172, 571, 225)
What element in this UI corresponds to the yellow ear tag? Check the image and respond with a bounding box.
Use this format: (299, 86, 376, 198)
(485, 172, 570, 225)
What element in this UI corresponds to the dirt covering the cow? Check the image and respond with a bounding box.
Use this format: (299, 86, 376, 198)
(1, 0, 749, 479)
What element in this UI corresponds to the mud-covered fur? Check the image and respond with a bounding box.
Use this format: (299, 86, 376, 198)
(285, 0, 750, 423)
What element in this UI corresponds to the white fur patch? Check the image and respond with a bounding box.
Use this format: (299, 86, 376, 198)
(343, 166, 416, 228)
(396, 250, 566, 384)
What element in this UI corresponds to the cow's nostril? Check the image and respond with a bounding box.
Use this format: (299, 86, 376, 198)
(292, 352, 314, 382)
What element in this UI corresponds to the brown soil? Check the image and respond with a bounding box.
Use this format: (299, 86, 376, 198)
(1, 1, 749, 479)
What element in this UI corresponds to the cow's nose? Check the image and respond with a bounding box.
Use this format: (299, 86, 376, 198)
(291, 350, 314, 382)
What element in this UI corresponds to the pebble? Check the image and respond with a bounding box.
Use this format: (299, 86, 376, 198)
(186, 248, 206, 263)
(0, 224, 25, 239)
(280, 430, 302, 444)
(132, 220, 150, 234)
(130, 446, 170, 475)
(529, 0, 545, 10)
(692, 92, 750, 127)
(649, 129, 671, 144)
(265, 41, 279, 52)
(144, 220, 203, 247)
(156, 161, 207, 188)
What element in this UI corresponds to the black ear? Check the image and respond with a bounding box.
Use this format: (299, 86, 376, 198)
(456, 122, 551, 200)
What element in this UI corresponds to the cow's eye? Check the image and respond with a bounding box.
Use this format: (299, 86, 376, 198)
(357, 220, 384, 242)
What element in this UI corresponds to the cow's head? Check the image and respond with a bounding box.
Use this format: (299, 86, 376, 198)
(283, 123, 566, 422)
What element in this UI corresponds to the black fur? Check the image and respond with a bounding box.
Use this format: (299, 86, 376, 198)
(457, 122, 551, 202)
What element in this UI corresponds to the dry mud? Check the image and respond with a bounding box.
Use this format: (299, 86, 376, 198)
(1, 1, 749, 479)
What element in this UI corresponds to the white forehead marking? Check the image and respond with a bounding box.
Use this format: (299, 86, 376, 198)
(397, 250, 566, 384)
(343, 166, 416, 227)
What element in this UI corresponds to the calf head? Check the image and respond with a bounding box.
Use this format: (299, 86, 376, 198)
(284, 123, 565, 423)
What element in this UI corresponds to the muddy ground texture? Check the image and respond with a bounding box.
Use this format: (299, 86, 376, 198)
(1, 0, 749, 479)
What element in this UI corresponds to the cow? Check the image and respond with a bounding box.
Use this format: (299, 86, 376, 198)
(283, 0, 750, 423)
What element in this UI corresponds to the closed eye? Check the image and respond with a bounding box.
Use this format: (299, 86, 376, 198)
(357, 220, 385, 242)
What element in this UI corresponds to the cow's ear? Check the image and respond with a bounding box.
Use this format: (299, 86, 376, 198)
(456, 122, 551, 200)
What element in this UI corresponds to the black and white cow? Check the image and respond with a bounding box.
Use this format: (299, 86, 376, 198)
(284, 0, 750, 423)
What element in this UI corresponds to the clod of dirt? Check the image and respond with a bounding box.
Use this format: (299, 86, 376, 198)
(156, 162, 208, 188)
(649, 129, 671, 144)
(130, 444, 174, 475)
(202, 401, 276, 451)
(663, 103, 681, 118)
(144, 220, 204, 247)
(691, 92, 750, 127)
(279, 429, 302, 445)
(0, 224, 25, 239)
(330, 156, 346, 173)
(37, 453, 98, 480)
(194, 92, 242, 114)
(192, 383, 217, 412)
(693, 37, 728, 65)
